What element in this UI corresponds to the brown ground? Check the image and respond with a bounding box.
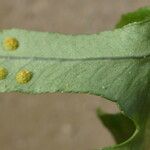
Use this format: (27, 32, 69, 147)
(0, 0, 149, 150)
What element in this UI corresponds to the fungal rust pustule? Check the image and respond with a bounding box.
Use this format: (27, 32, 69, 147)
(16, 70, 32, 84)
(3, 37, 19, 51)
(0, 67, 8, 80)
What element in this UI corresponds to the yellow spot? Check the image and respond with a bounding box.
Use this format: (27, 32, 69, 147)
(3, 37, 19, 51)
(0, 67, 8, 80)
(16, 70, 32, 84)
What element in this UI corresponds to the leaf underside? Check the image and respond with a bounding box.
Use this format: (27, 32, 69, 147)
(0, 7, 149, 150)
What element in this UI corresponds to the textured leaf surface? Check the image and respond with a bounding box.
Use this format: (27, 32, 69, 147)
(0, 11, 150, 150)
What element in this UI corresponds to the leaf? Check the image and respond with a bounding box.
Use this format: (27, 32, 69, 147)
(116, 7, 150, 28)
(0, 12, 150, 150)
(97, 108, 135, 144)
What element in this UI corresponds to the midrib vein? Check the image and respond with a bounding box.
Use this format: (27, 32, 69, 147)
(0, 54, 149, 61)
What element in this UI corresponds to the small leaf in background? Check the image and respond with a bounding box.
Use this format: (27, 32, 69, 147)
(116, 7, 150, 28)
(97, 108, 135, 144)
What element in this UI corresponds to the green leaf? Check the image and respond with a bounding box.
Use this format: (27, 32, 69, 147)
(97, 109, 135, 144)
(116, 7, 150, 28)
(0, 12, 150, 150)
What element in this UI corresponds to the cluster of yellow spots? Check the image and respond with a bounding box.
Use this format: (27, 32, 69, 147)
(3, 37, 19, 51)
(0, 67, 8, 80)
(0, 68, 32, 84)
(0, 37, 33, 84)
(16, 70, 32, 84)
